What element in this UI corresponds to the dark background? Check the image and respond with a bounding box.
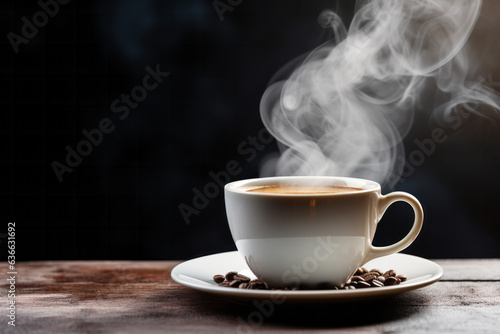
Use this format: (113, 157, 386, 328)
(1, 0, 500, 261)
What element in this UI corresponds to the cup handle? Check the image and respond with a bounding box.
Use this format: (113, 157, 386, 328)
(364, 191, 424, 263)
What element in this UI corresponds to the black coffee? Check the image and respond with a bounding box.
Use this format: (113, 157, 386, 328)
(245, 184, 362, 194)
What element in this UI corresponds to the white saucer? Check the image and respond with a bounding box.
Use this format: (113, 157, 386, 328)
(171, 251, 443, 303)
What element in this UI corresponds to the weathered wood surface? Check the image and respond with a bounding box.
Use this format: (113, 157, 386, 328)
(1, 259, 499, 333)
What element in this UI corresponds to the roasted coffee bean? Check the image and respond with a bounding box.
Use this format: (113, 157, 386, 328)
(238, 283, 249, 289)
(371, 279, 384, 287)
(357, 281, 371, 288)
(351, 275, 365, 282)
(384, 269, 396, 278)
(396, 275, 407, 282)
(377, 276, 386, 283)
(384, 276, 399, 285)
(233, 274, 251, 283)
(225, 271, 238, 281)
(249, 280, 267, 289)
(360, 274, 377, 281)
(229, 280, 242, 287)
(218, 281, 231, 287)
(370, 268, 383, 275)
(213, 274, 225, 284)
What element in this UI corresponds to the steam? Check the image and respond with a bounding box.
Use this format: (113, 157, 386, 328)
(260, 0, 500, 186)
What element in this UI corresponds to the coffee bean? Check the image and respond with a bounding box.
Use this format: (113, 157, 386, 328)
(225, 271, 238, 281)
(384, 269, 396, 278)
(234, 274, 251, 283)
(370, 268, 383, 275)
(377, 276, 386, 283)
(218, 281, 231, 287)
(357, 281, 371, 288)
(396, 275, 407, 282)
(229, 279, 242, 287)
(238, 282, 249, 289)
(351, 275, 365, 282)
(213, 274, 225, 284)
(384, 276, 399, 285)
(249, 280, 267, 289)
(371, 279, 384, 287)
(360, 274, 377, 281)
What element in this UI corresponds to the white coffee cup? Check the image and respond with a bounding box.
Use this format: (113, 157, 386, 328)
(224, 176, 423, 289)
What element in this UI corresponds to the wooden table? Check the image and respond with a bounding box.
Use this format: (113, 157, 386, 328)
(2, 259, 499, 333)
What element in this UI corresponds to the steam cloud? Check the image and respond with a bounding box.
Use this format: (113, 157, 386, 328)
(260, 0, 500, 186)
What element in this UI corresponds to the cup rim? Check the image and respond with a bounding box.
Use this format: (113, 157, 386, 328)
(225, 176, 381, 196)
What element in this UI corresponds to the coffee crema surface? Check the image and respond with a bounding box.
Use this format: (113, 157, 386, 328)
(244, 184, 363, 194)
